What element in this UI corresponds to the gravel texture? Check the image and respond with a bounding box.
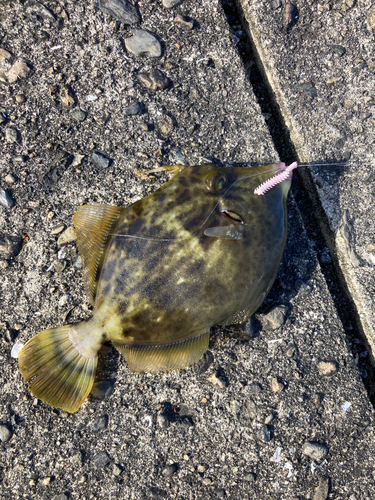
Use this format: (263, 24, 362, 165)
(1, 1, 375, 499)
(238, 0, 375, 356)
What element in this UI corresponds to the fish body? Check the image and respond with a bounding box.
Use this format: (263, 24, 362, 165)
(19, 163, 293, 413)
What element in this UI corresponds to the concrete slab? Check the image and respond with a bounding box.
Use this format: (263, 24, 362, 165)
(0, 1, 375, 499)
(237, 0, 375, 355)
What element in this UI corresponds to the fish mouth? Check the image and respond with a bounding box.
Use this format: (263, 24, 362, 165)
(221, 209, 244, 225)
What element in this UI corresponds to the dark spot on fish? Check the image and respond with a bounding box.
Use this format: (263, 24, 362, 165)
(129, 217, 145, 234)
(183, 215, 206, 232)
(179, 176, 188, 187)
(117, 301, 129, 317)
(101, 283, 111, 296)
(179, 189, 192, 203)
(133, 203, 144, 217)
(102, 333, 107, 339)
(157, 192, 166, 203)
(103, 259, 116, 279)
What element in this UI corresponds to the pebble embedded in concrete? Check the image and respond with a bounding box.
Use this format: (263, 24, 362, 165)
(5, 127, 19, 143)
(125, 102, 145, 116)
(163, 0, 184, 8)
(99, 0, 141, 25)
(57, 226, 77, 246)
(125, 29, 162, 57)
(317, 361, 338, 376)
(138, 68, 170, 90)
(0, 424, 12, 442)
(91, 151, 111, 168)
(302, 441, 328, 461)
(0, 189, 15, 209)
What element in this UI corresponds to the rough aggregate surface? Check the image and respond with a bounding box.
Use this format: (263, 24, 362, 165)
(1, 1, 375, 499)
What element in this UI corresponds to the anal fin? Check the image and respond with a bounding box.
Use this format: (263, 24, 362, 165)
(112, 331, 210, 373)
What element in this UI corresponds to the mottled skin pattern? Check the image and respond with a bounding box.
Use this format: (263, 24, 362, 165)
(80, 164, 291, 349)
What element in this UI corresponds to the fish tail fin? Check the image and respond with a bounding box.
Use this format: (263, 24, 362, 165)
(18, 324, 98, 413)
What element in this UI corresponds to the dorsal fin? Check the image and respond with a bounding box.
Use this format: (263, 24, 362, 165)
(73, 204, 123, 304)
(148, 164, 187, 178)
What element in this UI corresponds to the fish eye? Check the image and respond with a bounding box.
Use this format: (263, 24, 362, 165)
(205, 172, 228, 192)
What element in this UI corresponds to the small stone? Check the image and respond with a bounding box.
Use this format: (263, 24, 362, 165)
(14, 155, 28, 163)
(0, 425, 12, 442)
(5, 173, 17, 183)
(317, 361, 338, 376)
(174, 14, 194, 30)
(71, 109, 87, 122)
(113, 464, 123, 476)
(53, 259, 66, 273)
(26, 0, 56, 20)
(0, 234, 22, 257)
(125, 29, 162, 57)
(265, 413, 275, 424)
(125, 102, 145, 116)
(243, 472, 256, 482)
(99, 0, 141, 25)
(241, 316, 257, 338)
(70, 452, 83, 467)
(257, 425, 273, 443)
(57, 226, 77, 246)
(53, 495, 68, 500)
(302, 441, 328, 462)
(60, 87, 75, 108)
(16, 94, 26, 103)
(149, 487, 168, 499)
(92, 451, 110, 468)
(313, 476, 330, 500)
(162, 463, 178, 476)
(216, 488, 226, 498)
(270, 0, 282, 9)
(248, 381, 262, 394)
(11, 343, 24, 358)
(5, 127, 19, 143)
(74, 255, 82, 269)
(138, 68, 170, 91)
(0, 190, 15, 209)
(0, 261, 9, 269)
(320, 252, 332, 264)
(163, 0, 184, 8)
(197, 464, 208, 473)
(202, 478, 212, 486)
(7, 59, 31, 84)
(271, 377, 284, 392)
(264, 305, 288, 330)
(193, 350, 214, 375)
(91, 380, 115, 400)
(284, 3, 298, 29)
(72, 154, 85, 167)
(90, 415, 108, 433)
(330, 45, 346, 57)
(156, 115, 175, 136)
(294, 279, 312, 297)
(92, 151, 111, 169)
(157, 412, 171, 429)
(207, 370, 228, 388)
(51, 224, 65, 235)
(297, 82, 317, 98)
(40, 477, 51, 486)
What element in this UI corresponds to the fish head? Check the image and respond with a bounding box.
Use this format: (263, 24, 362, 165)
(174, 163, 292, 236)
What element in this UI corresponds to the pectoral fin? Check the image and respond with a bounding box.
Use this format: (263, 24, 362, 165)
(204, 224, 245, 240)
(112, 331, 210, 373)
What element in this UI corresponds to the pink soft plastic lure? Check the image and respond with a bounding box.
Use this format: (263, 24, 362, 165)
(254, 161, 298, 195)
